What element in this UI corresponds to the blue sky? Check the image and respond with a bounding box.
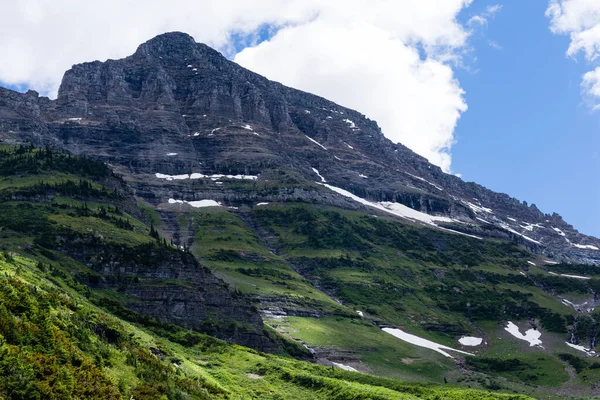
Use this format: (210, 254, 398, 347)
(0, 1, 597, 237)
(453, 1, 599, 236)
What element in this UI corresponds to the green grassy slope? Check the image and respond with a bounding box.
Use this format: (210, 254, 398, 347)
(0, 145, 531, 399)
(186, 200, 600, 398)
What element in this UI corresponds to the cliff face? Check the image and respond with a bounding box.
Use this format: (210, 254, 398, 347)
(60, 238, 275, 351)
(0, 31, 597, 265)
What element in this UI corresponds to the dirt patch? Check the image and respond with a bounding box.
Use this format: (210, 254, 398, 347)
(246, 373, 264, 379)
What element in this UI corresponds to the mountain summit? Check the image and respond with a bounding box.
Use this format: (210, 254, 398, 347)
(2, 32, 597, 264)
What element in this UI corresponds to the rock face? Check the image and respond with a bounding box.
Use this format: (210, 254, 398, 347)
(0, 31, 598, 264)
(55, 238, 275, 352)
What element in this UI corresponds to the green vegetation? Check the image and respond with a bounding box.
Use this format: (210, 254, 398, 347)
(0, 144, 591, 398)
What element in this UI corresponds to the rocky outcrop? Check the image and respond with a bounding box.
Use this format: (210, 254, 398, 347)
(55, 237, 276, 352)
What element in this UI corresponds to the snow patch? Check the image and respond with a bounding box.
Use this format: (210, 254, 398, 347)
(499, 223, 542, 245)
(312, 168, 326, 183)
(405, 173, 443, 191)
(166, 153, 178, 156)
(256, 202, 269, 206)
(383, 328, 473, 358)
(458, 336, 483, 346)
(304, 110, 311, 114)
(331, 362, 358, 372)
(305, 135, 328, 150)
(168, 199, 221, 208)
(565, 342, 596, 355)
(359, 174, 368, 178)
(552, 227, 566, 237)
(343, 142, 354, 150)
(356, 310, 364, 317)
(560, 274, 591, 280)
(574, 243, 599, 251)
(156, 173, 257, 181)
(527, 261, 536, 266)
(465, 201, 493, 214)
(319, 183, 479, 239)
(504, 322, 542, 347)
(343, 119, 357, 129)
(242, 124, 253, 131)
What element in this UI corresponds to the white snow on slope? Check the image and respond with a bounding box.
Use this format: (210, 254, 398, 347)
(343, 142, 354, 150)
(499, 223, 542, 245)
(383, 328, 473, 358)
(564, 237, 599, 251)
(312, 168, 326, 183)
(331, 362, 358, 372)
(166, 153, 178, 156)
(156, 173, 189, 180)
(256, 202, 269, 206)
(242, 124, 253, 130)
(406, 173, 443, 191)
(573, 243, 600, 251)
(305, 135, 328, 150)
(168, 199, 221, 208)
(521, 223, 544, 232)
(359, 174, 368, 178)
(343, 119, 357, 129)
(559, 274, 591, 280)
(465, 201, 493, 214)
(507, 217, 517, 222)
(565, 342, 596, 355)
(356, 310, 364, 317)
(156, 173, 257, 181)
(527, 261, 536, 266)
(504, 322, 542, 347)
(320, 183, 480, 239)
(552, 227, 566, 237)
(458, 336, 483, 346)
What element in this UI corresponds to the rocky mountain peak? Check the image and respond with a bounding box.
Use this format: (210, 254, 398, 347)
(1, 32, 598, 264)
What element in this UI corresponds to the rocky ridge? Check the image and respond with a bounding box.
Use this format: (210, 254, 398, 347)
(0, 31, 598, 265)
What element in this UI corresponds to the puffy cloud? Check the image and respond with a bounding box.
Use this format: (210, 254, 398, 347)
(0, 1, 315, 95)
(235, 1, 477, 172)
(582, 67, 600, 110)
(547, 0, 600, 108)
(235, 19, 467, 171)
(0, 0, 485, 172)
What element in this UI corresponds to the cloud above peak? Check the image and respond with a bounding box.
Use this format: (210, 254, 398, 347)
(0, 0, 490, 172)
(547, 0, 600, 109)
(236, 1, 480, 172)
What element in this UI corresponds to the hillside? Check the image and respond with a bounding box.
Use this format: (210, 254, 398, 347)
(0, 32, 599, 399)
(0, 145, 533, 399)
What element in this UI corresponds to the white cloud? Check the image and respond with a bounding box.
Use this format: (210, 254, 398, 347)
(0, 1, 315, 95)
(547, 0, 600, 108)
(468, 4, 502, 27)
(582, 67, 600, 110)
(0, 0, 487, 172)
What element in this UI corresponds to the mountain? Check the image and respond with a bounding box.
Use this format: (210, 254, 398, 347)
(0, 31, 599, 399)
